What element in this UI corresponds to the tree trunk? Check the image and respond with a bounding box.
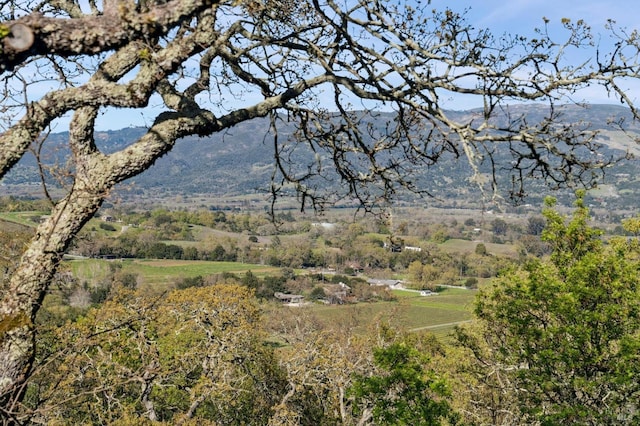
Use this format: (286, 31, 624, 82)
(0, 108, 194, 411)
(0, 180, 104, 410)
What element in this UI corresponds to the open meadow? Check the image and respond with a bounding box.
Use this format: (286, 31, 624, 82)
(308, 288, 476, 338)
(67, 258, 281, 291)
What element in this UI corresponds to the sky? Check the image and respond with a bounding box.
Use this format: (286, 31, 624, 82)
(62, 0, 640, 130)
(423, 0, 640, 110)
(454, 0, 638, 34)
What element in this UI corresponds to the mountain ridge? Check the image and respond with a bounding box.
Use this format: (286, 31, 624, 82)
(2, 104, 639, 209)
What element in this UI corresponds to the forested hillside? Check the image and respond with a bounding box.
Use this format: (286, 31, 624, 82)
(3, 104, 640, 208)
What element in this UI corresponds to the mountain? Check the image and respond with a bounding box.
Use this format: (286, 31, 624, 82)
(2, 104, 640, 209)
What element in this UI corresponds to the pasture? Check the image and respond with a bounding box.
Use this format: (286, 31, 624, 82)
(440, 238, 519, 257)
(67, 258, 281, 291)
(0, 211, 44, 227)
(308, 287, 476, 338)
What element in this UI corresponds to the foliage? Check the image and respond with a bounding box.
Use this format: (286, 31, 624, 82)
(517, 234, 550, 257)
(0, 197, 51, 213)
(308, 286, 326, 300)
(464, 277, 478, 288)
(99, 222, 116, 232)
(430, 227, 450, 244)
(2, 0, 640, 406)
(24, 284, 287, 424)
(350, 336, 457, 425)
(474, 243, 487, 256)
(458, 194, 640, 424)
(0, 224, 30, 284)
(174, 275, 205, 290)
(491, 218, 508, 236)
(526, 216, 546, 236)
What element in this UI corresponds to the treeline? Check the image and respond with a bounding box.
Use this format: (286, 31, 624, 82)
(86, 238, 235, 262)
(74, 207, 518, 288)
(113, 208, 300, 235)
(2, 198, 558, 292)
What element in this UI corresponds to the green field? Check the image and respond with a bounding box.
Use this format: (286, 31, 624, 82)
(309, 288, 476, 338)
(65, 258, 477, 336)
(0, 211, 45, 227)
(67, 258, 282, 290)
(440, 238, 518, 257)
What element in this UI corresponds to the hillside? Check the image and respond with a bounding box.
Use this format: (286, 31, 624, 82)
(2, 104, 640, 209)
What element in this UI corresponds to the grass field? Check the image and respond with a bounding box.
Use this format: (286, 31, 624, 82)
(67, 258, 282, 290)
(0, 211, 45, 227)
(440, 238, 519, 257)
(65, 258, 477, 336)
(0, 212, 120, 236)
(123, 259, 280, 282)
(308, 288, 477, 338)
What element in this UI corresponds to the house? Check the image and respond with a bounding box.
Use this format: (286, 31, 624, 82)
(338, 281, 351, 291)
(321, 282, 352, 305)
(274, 292, 304, 305)
(367, 279, 404, 289)
(311, 222, 336, 231)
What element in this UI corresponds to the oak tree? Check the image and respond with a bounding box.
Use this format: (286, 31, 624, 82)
(21, 284, 283, 424)
(350, 341, 455, 425)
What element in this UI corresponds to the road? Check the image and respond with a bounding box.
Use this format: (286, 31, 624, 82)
(409, 320, 472, 332)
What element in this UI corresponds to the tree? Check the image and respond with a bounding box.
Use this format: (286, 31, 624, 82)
(527, 216, 546, 236)
(474, 243, 487, 256)
(350, 335, 456, 425)
(517, 234, 549, 257)
(621, 214, 640, 236)
(308, 286, 325, 300)
(407, 260, 425, 288)
(20, 284, 285, 424)
(458, 194, 640, 424)
(1, 0, 640, 407)
(491, 218, 508, 236)
(266, 305, 376, 424)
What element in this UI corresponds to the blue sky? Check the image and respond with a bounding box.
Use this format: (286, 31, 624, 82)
(451, 0, 638, 34)
(424, 0, 640, 110)
(83, 1, 640, 130)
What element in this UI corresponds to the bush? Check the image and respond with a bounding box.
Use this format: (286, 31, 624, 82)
(99, 222, 116, 232)
(175, 275, 205, 290)
(90, 285, 110, 304)
(309, 286, 326, 300)
(431, 229, 449, 244)
(464, 277, 478, 288)
(343, 266, 355, 276)
(475, 243, 487, 256)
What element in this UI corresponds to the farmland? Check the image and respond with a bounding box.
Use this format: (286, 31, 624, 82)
(67, 258, 281, 291)
(309, 288, 475, 337)
(64, 257, 477, 336)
